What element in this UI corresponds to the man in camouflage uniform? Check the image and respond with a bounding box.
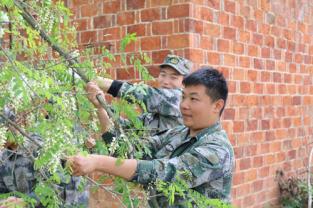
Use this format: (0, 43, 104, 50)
(69, 67, 235, 207)
(0, 107, 88, 207)
(86, 54, 192, 138)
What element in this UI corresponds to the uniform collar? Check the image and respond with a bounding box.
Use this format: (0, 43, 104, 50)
(190, 122, 221, 141)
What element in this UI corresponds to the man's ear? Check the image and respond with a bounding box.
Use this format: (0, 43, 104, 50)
(214, 99, 225, 114)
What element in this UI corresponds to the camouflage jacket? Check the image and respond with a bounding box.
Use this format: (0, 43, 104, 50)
(107, 81, 183, 135)
(0, 135, 88, 207)
(132, 122, 234, 207)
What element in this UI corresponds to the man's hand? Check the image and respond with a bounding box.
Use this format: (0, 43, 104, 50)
(0, 197, 26, 208)
(85, 82, 105, 108)
(67, 155, 97, 176)
(93, 77, 113, 92)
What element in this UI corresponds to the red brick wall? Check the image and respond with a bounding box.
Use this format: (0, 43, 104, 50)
(66, 0, 313, 207)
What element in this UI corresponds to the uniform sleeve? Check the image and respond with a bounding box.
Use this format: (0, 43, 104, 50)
(132, 143, 233, 188)
(108, 81, 182, 117)
(0, 172, 8, 193)
(142, 129, 179, 158)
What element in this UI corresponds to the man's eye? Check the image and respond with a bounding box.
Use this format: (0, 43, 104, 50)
(191, 97, 198, 101)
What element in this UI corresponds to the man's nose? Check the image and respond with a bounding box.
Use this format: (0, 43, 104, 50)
(180, 99, 189, 110)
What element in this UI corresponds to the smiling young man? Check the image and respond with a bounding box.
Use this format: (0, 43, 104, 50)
(86, 54, 192, 137)
(69, 67, 234, 207)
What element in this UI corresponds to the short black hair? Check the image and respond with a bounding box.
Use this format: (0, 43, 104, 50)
(182, 67, 228, 115)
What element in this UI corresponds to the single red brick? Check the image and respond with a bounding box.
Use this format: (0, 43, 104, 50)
(266, 60, 275, 70)
(103, 1, 120, 13)
(264, 36, 274, 47)
(94, 15, 112, 28)
(207, 0, 220, 9)
(73, 19, 88, 30)
(243, 195, 256, 207)
(247, 120, 258, 132)
(254, 9, 263, 22)
(261, 47, 270, 58)
(151, 51, 171, 65)
(150, 0, 171, 6)
(72, 0, 87, 6)
(203, 23, 220, 37)
(234, 121, 244, 132)
(186, 19, 203, 33)
(271, 26, 281, 36)
(167, 34, 190, 49)
(207, 52, 220, 65)
(233, 172, 244, 186)
(168, 4, 190, 18)
(246, 20, 257, 31)
(223, 54, 236, 66)
(81, 4, 99, 17)
(116, 68, 135, 80)
(239, 31, 250, 42)
(253, 33, 263, 45)
(223, 27, 236, 40)
(126, 0, 145, 10)
(141, 8, 161, 22)
(225, 0, 236, 13)
(218, 39, 230, 52)
(239, 158, 251, 170)
(102, 27, 121, 40)
(219, 12, 230, 25)
(117, 12, 135, 25)
(295, 54, 303, 63)
(80, 31, 97, 43)
(185, 48, 204, 63)
(240, 82, 251, 93)
(248, 45, 258, 56)
(147, 65, 161, 78)
(200, 36, 213, 50)
(273, 49, 281, 59)
(252, 180, 264, 192)
(141, 37, 161, 50)
(247, 70, 257, 81)
(277, 38, 286, 49)
(232, 16, 244, 29)
(233, 42, 244, 54)
(292, 96, 301, 105)
(244, 144, 257, 156)
(239, 56, 250, 68)
(254, 58, 264, 69)
(261, 71, 271, 82)
(260, 0, 270, 10)
(273, 72, 281, 82)
(127, 24, 146, 37)
(223, 108, 235, 120)
(200, 7, 213, 21)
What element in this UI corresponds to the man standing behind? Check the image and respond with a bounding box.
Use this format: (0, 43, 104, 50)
(86, 54, 192, 138)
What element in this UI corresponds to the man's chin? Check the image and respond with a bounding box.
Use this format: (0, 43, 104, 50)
(183, 120, 193, 128)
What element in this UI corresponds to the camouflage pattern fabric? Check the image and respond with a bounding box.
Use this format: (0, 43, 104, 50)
(118, 82, 183, 135)
(132, 122, 234, 207)
(0, 135, 88, 207)
(160, 54, 192, 76)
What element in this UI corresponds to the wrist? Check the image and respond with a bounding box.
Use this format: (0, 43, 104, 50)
(94, 77, 113, 92)
(90, 155, 99, 172)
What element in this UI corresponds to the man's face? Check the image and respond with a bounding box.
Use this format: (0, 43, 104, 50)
(180, 85, 224, 133)
(157, 66, 183, 89)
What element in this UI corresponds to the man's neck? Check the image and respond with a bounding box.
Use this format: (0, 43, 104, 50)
(189, 120, 220, 137)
